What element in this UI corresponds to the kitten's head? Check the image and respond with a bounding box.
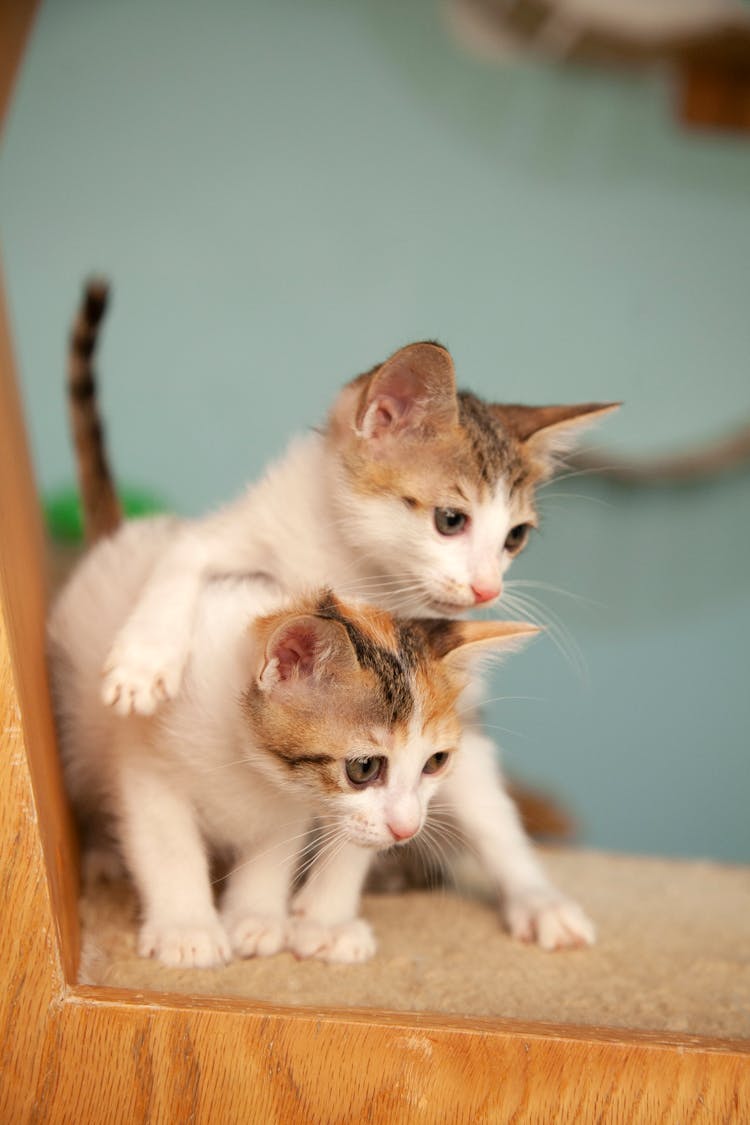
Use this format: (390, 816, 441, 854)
(242, 590, 536, 849)
(326, 342, 618, 615)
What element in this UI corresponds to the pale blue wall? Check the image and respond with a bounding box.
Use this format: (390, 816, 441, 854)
(2, 0, 749, 861)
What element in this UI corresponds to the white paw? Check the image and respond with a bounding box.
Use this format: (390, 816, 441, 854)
(138, 919, 231, 968)
(504, 890, 596, 951)
(102, 637, 186, 716)
(288, 917, 376, 964)
(225, 914, 287, 959)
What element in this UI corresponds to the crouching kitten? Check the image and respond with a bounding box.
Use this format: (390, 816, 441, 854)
(48, 517, 535, 967)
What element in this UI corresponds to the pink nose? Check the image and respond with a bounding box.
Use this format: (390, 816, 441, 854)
(388, 822, 417, 842)
(471, 583, 501, 606)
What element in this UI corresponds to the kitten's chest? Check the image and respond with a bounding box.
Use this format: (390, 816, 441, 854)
(185, 761, 308, 853)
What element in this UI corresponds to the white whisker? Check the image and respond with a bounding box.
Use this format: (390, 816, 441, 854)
(538, 463, 620, 489)
(457, 693, 543, 715)
(505, 578, 599, 606)
(479, 723, 529, 740)
(537, 490, 612, 508)
(300, 833, 349, 884)
(212, 823, 341, 886)
(501, 587, 587, 680)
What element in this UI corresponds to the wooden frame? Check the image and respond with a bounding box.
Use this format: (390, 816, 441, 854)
(1, 10, 748, 1119)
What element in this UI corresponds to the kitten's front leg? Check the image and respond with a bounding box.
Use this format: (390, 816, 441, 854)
(445, 729, 596, 951)
(103, 584, 196, 716)
(102, 517, 247, 716)
(288, 839, 376, 963)
(220, 814, 311, 959)
(117, 756, 230, 968)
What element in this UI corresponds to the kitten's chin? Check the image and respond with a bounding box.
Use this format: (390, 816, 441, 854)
(347, 834, 396, 851)
(345, 830, 417, 851)
(427, 597, 472, 618)
(428, 590, 506, 616)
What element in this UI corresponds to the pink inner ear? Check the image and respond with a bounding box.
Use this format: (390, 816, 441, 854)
(359, 344, 458, 437)
(364, 395, 405, 438)
(273, 630, 317, 681)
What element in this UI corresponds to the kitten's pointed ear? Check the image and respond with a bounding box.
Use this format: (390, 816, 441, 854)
(257, 614, 358, 693)
(357, 342, 458, 439)
(419, 619, 540, 673)
(491, 402, 621, 469)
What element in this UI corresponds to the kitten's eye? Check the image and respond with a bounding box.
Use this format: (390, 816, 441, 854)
(422, 751, 450, 775)
(434, 508, 468, 536)
(504, 523, 531, 554)
(345, 756, 385, 787)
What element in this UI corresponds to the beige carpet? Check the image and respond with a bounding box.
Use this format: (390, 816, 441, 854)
(78, 849, 750, 1040)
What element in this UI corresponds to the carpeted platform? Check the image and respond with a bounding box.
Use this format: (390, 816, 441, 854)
(79, 849, 750, 1040)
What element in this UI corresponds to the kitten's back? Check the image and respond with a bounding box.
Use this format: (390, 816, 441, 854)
(48, 517, 179, 801)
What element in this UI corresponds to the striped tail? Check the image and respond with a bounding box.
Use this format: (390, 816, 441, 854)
(67, 278, 122, 544)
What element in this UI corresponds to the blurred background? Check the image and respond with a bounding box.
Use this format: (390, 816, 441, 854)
(1, 0, 748, 862)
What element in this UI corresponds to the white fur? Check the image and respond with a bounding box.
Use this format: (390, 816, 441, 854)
(89, 430, 592, 951)
(49, 525, 460, 966)
(100, 432, 520, 714)
(332, 471, 513, 614)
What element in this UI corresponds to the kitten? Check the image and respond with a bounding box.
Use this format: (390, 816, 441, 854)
(67, 280, 616, 950)
(49, 515, 536, 967)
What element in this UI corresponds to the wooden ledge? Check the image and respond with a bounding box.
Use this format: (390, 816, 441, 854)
(76, 850, 750, 1042)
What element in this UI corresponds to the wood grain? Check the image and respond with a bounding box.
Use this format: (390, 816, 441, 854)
(0, 596, 66, 1120)
(0, 263, 81, 982)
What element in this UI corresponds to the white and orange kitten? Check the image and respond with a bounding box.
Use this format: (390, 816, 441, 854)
(66, 289, 615, 950)
(49, 516, 535, 967)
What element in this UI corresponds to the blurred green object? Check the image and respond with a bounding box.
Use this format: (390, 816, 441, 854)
(44, 486, 167, 543)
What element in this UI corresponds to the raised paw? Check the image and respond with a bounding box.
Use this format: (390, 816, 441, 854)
(102, 637, 186, 716)
(288, 916, 376, 964)
(225, 914, 287, 959)
(503, 890, 596, 951)
(138, 919, 231, 968)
